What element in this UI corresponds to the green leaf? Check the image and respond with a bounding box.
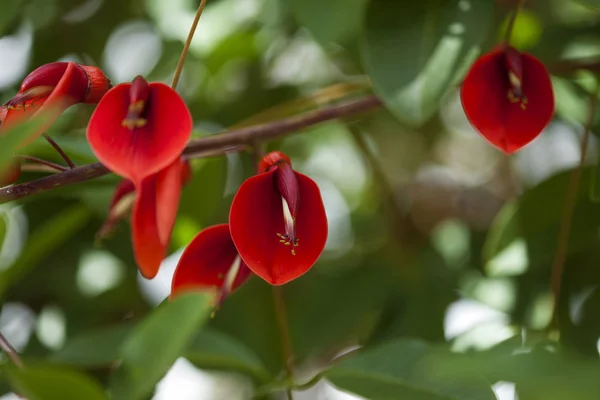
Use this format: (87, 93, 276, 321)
(50, 324, 134, 368)
(211, 265, 392, 375)
(0, 111, 55, 175)
(483, 167, 600, 269)
(0, 0, 24, 35)
(186, 328, 272, 383)
(2, 364, 108, 400)
(282, 0, 369, 45)
(109, 292, 214, 400)
(0, 204, 91, 297)
(325, 339, 496, 400)
(361, 0, 494, 126)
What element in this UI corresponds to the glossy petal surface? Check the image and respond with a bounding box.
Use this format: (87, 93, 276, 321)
(171, 224, 252, 299)
(230, 169, 328, 285)
(87, 81, 192, 183)
(3, 62, 89, 144)
(460, 48, 554, 153)
(131, 160, 184, 279)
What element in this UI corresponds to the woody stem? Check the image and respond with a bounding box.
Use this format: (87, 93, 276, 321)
(504, 0, 526, 45)
(19, 155, 69, 173)
(272, 286, 294, 400)
(548, 85, 600, 332)
(0, 95, 381, 204)
(42, 134, 75, 169)
(171, 0, 208, 89)
(0, 331, 23, 368)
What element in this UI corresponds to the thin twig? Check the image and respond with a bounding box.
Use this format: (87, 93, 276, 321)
(0, 331, 23, 368)
(19, 155, 68, 172)
(0, 95, 381, 204)
(171, 0, 208, 89)
(503, 0, 526, 45)
(272, 286, 294, 400)
(42, 134, 75, 169)
(549, 86, 600, 330)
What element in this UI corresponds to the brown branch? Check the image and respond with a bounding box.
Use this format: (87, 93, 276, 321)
(0, 331, 23, 368)
(0, 95, 381, 204)
(549, 86, 600, 331)
(43, 133, 76, 169)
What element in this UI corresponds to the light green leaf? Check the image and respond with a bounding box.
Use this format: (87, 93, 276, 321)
(50, 324, 134, 368)
(282, 0, 369, 45)
(326, 339, 496, 400)
(0, 204, 91, 297)
(2, 364, 108, 400)
(186, 328, 272, 383)
(110, 292, 214, 400)
(361, 0, 494, 126)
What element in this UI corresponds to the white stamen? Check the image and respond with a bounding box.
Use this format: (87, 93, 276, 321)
(223, 255, 242, 294)
(281, 196, 294, 227)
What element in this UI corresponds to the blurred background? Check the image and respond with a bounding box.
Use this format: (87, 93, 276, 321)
(1, 0, 600, 399)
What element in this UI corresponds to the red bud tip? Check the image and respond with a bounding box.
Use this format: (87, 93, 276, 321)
(258, 151, 291, 174)
(78, 65, 111, 104)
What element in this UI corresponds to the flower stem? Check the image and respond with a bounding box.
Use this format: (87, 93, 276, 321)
(0, 331, 23, 368)
(549, 85, 600, 331)
(272, 286, 294, 400)
(503, 0, 526, 45)
(42, 134, 75, 169)
(171, 0, 208, 90)
(19, 155, 69, 172)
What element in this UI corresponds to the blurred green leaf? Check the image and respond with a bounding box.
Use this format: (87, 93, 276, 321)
(325, 339, 496, 400)
(0, 204, 91, 297)
(178, 156, 228, 227)
(109, 292, 214, 400)
(483, 167, 600, 269)
(0, 0, 24, 35)
(186, 328, 272, 383)
(282, 0, 369, 45)
(212, 265, 392, 375)
(50, 324, 133, 368)
(361, 0, 494, 126)
(2, 363, 108, 400)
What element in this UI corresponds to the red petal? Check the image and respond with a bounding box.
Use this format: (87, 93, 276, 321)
(131, 159, 184, 279)
(3, 62, 90, 144)
(170, 224, 252, 299)
(229, 170, 328, 285)
(86, 81, 192, 183)
(460, 48, 555, 153)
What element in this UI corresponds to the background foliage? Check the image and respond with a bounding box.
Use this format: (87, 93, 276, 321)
(1, 0, 600, 399)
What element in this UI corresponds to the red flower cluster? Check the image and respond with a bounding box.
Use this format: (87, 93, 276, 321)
(87, 75, 192, 279)
(171, 151, 328, 302)
(460, 45, 555, 153)
(0, 60, 329, 292)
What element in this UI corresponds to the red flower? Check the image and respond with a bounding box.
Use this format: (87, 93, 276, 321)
(229, 151, 328, 285)
(86, 75, 192, 184)
(460, 45, 554, 153)
(96, 160, 192, 243)
(171, 224, 252, 305)
(2, 62, 110, 144)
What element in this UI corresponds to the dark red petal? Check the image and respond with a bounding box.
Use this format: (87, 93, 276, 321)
(18, 62, 70, 91)
(87, 81, 192, 183)
(275, 162, 299, 218)
(131, 159, 183, 279)
(229, 170, 328, 285)
(170, 224, 252, 300)
(3, 62, 90, 144)
(460, 48, 555, 153)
